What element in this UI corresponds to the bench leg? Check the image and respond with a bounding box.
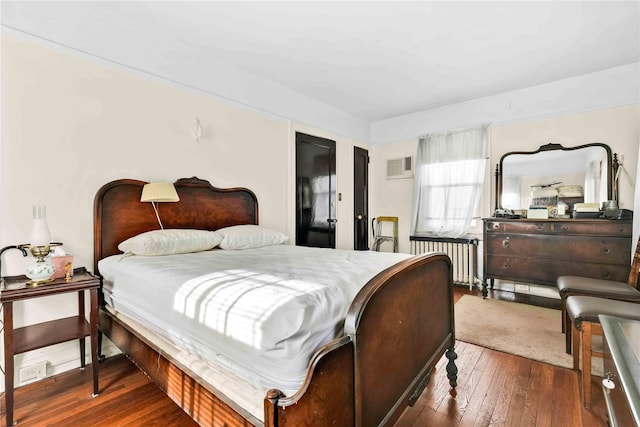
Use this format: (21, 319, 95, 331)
(581, 322, 593, 408)
(572, 324, 580, 371)
(561, 298, 566, 333)
(566, 308, 574, 354)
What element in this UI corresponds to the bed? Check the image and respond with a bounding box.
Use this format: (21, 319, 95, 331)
(93, 176, 457, 427)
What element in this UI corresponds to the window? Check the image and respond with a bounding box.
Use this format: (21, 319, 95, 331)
(411, 125, 488, 238)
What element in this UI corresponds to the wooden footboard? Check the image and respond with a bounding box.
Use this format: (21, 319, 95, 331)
(99, 252, 456, 427)
(264, 252, 457, 426)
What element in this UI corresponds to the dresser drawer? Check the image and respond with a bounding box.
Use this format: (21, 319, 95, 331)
(485, 220, 551, 234)
(485, 219, 632, 236)
(486, 255, 630, 285)
(485, 234, 631, 264)
(550, 221, 632, 236)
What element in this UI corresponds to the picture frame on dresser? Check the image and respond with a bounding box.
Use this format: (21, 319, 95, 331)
(482, 142, 632, 298)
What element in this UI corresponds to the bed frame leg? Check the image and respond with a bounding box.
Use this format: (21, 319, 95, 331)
(446, 346, 458, 396)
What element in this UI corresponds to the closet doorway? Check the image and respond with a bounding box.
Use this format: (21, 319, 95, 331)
(295, 132, 336, 248)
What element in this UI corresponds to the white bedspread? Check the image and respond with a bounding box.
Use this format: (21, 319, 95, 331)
(99, 245, 410, 402)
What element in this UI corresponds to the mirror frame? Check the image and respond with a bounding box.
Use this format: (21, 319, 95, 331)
(495, 142, 619, 211)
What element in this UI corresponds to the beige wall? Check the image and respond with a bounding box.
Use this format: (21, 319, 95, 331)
(0, 34, 289, 386)
(0, 35, 369, 388)
(1, 35, 292, 273)
(369, 140, 417, 254)
(0, 35, 369, 266)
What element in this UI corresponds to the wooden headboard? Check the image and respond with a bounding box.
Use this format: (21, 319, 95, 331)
(93, 177, 258, 272)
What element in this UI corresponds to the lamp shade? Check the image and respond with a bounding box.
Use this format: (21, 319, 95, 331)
(140, 183, 180, 202)
(30, 205, 52, 246)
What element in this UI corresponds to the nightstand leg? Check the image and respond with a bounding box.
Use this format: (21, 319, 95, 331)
(78, 291, 86, 369)
(3, 302, 15, 426)
(79, 338, 86, 369)
(90, 288, 99, 396)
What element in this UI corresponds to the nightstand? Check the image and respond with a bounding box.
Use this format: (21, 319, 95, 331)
(0, 267, 99, 426)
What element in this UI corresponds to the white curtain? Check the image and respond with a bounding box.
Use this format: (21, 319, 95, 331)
(633, 142, 640, 259)
(501, 176, 521, 210)
(583, 160, 599, 204)
(411, 124, 488, 238)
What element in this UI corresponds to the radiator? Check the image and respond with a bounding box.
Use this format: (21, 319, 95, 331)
(410, 236, 479, 289)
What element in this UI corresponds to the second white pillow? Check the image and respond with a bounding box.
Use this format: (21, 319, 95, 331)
(217, 224, 289, 250)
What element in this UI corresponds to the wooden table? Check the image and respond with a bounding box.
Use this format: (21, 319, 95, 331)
(0, 267, 100, 426)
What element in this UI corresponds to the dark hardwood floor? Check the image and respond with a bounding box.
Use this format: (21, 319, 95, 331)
(0, 286, 607, 426)
(398, 286, 607, 427)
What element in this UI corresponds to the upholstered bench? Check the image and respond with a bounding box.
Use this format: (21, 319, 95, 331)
(558, 276, 640, 352)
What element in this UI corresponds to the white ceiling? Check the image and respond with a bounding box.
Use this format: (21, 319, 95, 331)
(2, 1, 639, 122)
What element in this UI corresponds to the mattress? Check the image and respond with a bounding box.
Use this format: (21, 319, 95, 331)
(99, 245, 410, 419)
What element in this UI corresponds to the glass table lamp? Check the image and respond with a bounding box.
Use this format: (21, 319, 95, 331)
(24, 205, 60, 284)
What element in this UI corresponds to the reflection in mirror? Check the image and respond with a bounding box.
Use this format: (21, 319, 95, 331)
(499, 143, 612, 213)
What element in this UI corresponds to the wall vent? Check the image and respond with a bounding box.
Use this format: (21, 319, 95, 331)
(386, 156, 413, 179)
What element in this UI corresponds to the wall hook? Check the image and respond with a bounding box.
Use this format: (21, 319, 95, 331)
(191, 118, 203, 141)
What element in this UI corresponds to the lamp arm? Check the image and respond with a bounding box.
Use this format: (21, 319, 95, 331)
(151, 201, 164, 230)
(0, 245, 30, 285)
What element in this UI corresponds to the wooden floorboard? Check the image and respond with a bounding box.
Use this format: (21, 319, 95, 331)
(0, 285, 608, 426)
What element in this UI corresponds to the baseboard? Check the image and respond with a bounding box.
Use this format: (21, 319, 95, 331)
(490, 279, 560, 299)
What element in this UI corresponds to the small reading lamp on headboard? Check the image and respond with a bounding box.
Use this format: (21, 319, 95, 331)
(140, 182, 180, 229)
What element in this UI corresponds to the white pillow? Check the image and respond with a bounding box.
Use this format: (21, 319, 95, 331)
(217, 224, 289, 250)
(118, 229, 223, 256)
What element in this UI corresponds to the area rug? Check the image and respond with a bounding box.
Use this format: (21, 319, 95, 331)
(455, 294, 603, 375)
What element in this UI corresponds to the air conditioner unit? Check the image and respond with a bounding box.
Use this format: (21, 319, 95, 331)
(386, 156, 413, 179)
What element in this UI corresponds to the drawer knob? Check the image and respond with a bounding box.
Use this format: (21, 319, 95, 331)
(603, 373, 615, 390)
(493, 223, 500, 230)
(502, 238, 510, 248)
(603, 272, 612, 279)
(535, 224, 543, 231)
(603, 247, 611, 255)
(561, 225, 569, 231)
(503, 262, 510, 270)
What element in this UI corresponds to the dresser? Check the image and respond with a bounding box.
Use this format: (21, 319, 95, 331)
(482, 218, 632, 297)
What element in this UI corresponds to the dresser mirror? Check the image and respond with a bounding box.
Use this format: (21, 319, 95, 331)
(496, 142, 617, 213)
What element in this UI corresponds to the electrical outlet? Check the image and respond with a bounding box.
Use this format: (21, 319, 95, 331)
(514, 283, 530, 293)
(19, 361, 47, 383)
